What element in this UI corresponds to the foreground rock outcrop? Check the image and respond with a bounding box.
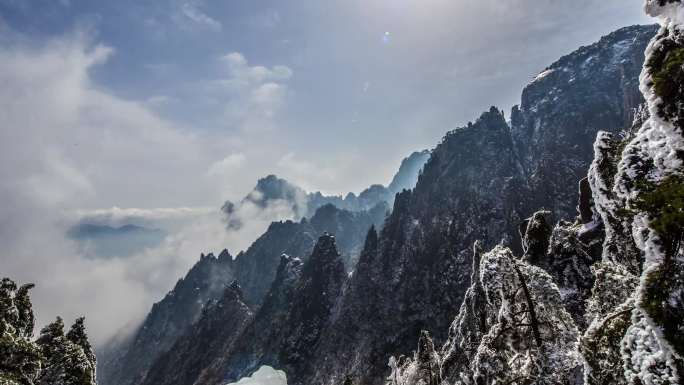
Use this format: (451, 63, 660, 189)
(389, 4, 684, 384)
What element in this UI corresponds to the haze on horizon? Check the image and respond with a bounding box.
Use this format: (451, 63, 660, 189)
(0, 0, 650, 345)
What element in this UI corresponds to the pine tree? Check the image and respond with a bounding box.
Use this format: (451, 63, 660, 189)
(0, 278, 41, 385)
(1, 278, 19, 328)
(15, 284, 36, 339)
(36, 317, 65, 360)
(37, 316, 97, 385)
(66, 317, 96, 368)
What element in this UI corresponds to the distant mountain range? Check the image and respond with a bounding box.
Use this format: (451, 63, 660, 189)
(221, 150, 431, 229)
(67, 223, 166, 258)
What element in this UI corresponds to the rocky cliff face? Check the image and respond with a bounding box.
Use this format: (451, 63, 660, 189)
(309, 202, 388, 270)
(105, 24, 662, 385)
(97, 251, 236, 385)
(511, 25, 657, 221)
(388, 12, 684, 385)
(141, 282, 252, 385)
(141, 234, 346, 385)
(304, 24, 656, 385)
(202, 254, 304, 384)
(306, 107, 530, 385)
(387, 150, 431, 194)
(231, 219, 317, 307)
(98, 204, 383, 385)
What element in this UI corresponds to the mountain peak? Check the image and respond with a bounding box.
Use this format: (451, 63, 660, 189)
(310, 233, 338, 262)
(217, 249, 232, 261)
(386, 150, 431, 195)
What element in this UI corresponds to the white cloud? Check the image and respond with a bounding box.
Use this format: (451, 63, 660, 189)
(213, 52, 293, 133)
(249, 83, 285, 118)
(207, 153, 247, 177)
(179, 2, 222, 31)
(0, 32, 247, 345)
(222, 52, 247, 67)
(275, 152, 340, 193)
(277, 153, 318, 178)
(221, 52, 293, 84)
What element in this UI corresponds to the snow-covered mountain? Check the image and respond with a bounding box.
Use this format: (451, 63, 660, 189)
(389, 10, 684, 383)
(97, 22, 682, 385)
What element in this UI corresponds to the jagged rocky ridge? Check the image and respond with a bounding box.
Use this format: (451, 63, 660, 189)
(141, 281, 253, 385)
(389, 5, 684, 384)
(104, 24, 663, 385)
(98, 202, 386, 385)
(302, 25, 654, 385)
(221, 150, 430, 229)
(142, 234, 346, 385)
(98, 144, 426, 385)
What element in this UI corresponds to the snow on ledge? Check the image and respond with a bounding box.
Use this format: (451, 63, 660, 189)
(225, 366, 288, 385)
(533, 69, 555, 82)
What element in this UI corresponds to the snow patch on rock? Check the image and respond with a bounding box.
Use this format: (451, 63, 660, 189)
(225, 366, 287, 385)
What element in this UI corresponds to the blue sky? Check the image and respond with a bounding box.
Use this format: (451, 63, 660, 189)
(0, 0, 652, 343)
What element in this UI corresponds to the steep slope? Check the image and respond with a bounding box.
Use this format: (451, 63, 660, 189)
(142, 234, 347, 385)
(97, 251, 236, 385)
(581, 4, 684, 380)
(309, 202, 388, 270)
(141, 282, 253, 385)
(242, 234, 346, 383)
(230, 219, 317, 306)
(305, 25, 657, 385)
(307, 107, 529, 385)
(389, 9, 684, 385)
(389, 181, 600, 385)
(389, 99, 683, 384)
(392, 244, 583, 385)
(99, 203, 384, 385)
(511, 24, 657, 220)
(387, 150, 431, 194)
(205, 255, 304, 385)
(236, 202, 387, 306)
